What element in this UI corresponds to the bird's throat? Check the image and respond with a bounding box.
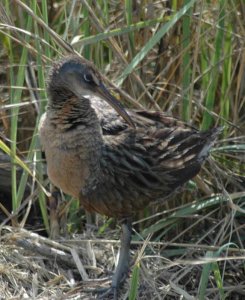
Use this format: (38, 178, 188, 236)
(48, 96, 98, 131)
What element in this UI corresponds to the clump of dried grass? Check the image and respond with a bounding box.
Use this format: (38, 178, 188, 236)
(0, 1, 244, 299)
(1, 225, 245, 299)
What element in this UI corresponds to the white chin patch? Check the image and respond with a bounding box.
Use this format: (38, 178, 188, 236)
(80, 88, 95, 99)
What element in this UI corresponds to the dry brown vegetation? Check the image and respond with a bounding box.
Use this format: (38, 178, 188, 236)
(0, 0, 244, 299)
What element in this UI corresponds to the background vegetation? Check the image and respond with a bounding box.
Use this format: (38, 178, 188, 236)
(0, 0, 244, 299)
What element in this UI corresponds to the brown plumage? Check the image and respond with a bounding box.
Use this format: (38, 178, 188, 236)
(39, 55, 221, 298)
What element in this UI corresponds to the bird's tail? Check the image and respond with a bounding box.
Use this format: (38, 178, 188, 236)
(197, 126, 222, 162)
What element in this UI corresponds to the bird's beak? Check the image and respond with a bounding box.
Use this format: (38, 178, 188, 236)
(96, 83, 136, 129)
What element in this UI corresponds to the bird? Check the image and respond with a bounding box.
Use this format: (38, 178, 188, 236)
(38, 55, 221, 299)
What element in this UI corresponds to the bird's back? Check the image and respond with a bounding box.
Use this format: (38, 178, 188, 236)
(80, 98, 220, 218)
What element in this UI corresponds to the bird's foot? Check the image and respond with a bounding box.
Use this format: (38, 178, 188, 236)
(96, 286, 118, 300)
(95, 272, 128, 300)
(95, 218, 132, 299)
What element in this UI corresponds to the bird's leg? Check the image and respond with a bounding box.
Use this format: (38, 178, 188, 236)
(112, 218, 132, 289)
(85, 211, 93, 233)
(98, 218, 132, 299)
(49, 185, 61, 239)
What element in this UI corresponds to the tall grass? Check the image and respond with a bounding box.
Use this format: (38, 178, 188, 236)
(0, 0, 244, 298)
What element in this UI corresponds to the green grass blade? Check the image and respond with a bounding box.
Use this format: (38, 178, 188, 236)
(40, 0, 50, 57)
(72, 17, 166, 47)
(139, 193, 245, 239)
(7, 8, 32, 211)
(201, 0, 226, 129)
(212, 262, 226, 299)
(198, 251, 215, 300)
(0, 139, 47, 195)
(33, 1, 49, 233)
(181, 0, 192, 121)
(220, 23, 232, 134)
(198, 243, 235, 299)
(116, 0, 198, 86)
(125, 0, 135, 57)
(129, 261, 140, 300)
(81, 0, 91, 60)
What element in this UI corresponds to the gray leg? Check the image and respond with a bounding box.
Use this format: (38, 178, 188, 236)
(98, 218, 132, 299)
(112, 218, 132, 289)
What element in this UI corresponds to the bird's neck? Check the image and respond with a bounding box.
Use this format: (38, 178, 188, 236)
(47, 94, 99, 130)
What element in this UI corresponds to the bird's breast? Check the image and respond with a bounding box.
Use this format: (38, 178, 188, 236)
(46, 147, 89, 198)
(39, 113, 91, 198)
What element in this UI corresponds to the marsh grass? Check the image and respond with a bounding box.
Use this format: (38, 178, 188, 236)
(0, 0, 244, 299)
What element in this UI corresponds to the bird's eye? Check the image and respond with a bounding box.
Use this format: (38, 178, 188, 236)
(84, 73, 93, 83)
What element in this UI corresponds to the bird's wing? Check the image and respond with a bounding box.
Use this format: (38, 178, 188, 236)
(90, 96, 128, 134)
(90, 94, 196, 135)
(83, 103, 220, 217)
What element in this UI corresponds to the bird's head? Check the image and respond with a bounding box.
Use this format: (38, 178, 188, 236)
(47, 56, 135, 128)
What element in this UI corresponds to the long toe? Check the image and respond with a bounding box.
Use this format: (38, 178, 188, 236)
(97, 286, 118, 300)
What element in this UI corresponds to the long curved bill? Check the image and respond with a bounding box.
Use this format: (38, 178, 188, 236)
(95, 83, 136, 129)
